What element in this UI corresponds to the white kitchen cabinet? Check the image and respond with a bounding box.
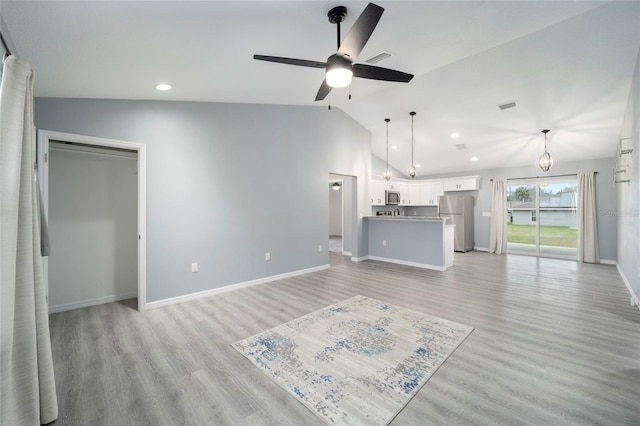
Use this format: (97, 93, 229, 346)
(442, 177, 479, 192)
(370, 179, 401, 206)
(397, 182, 409, 205)
(370, 179, 386, 206)
(408, 183, 421, 206)
(420, 181, 443, 206)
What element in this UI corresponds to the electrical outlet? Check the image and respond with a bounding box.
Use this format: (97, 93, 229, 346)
(191, 262, 198, 273)
(383, 240, 387, 246)
(318, 245, 322, 252)
(265, 252, 271, 261)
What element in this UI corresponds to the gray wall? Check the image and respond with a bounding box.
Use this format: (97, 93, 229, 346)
(35, 99, 371, 303)
(618, 46, 640, 302)
(368, 219, 444, 266)
(417, 157, 618, 261)
(342, 175, 355, 255)
(48, 146, 137, 308)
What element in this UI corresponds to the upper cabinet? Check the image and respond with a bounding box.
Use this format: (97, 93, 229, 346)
(370, 179, 385, 206)
(370, 175, 479, 206)
(442, 176, 480, 192)
(370, 179, 401, 206)
(407, 183, 421, 206)
(420, 181, 444, 205)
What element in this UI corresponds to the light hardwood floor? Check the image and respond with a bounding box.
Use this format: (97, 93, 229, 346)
(48, 252, 640, 425)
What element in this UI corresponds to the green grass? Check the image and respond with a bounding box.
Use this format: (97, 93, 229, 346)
(507, 223, 577, 248)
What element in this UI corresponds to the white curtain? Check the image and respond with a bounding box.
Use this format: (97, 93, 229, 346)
(1, 55, 58, 424)
(577, 172, 599, 263)
(489, 179, 508, 254)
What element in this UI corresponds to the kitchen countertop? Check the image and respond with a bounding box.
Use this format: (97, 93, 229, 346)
(365, 216, 448, 222)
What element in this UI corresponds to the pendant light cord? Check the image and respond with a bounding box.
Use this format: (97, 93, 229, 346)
(385, 118, 390, 173)
(542, 129, 550, 154)
(410, 112, 416, 166)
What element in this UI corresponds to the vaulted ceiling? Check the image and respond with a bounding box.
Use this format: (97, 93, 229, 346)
(3, 1, 639, 176)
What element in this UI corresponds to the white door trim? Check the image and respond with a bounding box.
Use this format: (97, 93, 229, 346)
(37, 130, 148, 312)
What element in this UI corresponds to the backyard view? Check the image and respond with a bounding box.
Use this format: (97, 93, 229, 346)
(507, 181, 578, 256)
(507, 222, 577, 247)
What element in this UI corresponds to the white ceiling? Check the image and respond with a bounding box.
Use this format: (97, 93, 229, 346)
(3, 1, 640, 176)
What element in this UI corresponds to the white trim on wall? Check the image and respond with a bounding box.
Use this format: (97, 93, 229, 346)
(617, 262, 640, 310)
(146, 264, 330, 310)
(37, 130, 148, 312)
(366, 256, 447, 271)
(49, 292, 138, 314)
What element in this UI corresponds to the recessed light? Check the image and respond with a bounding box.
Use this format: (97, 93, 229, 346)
(155, 83, 172, 91)
(471, 156, 479, 162)
(451, 132, 460, 139)
(391, 145, 398, 150)
(415, 164, 422, 168)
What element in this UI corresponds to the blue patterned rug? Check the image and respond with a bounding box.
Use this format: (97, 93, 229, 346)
(232, 295, 473, 425)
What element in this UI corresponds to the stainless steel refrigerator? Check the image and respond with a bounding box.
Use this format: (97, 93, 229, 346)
(438, 195, 474, 252)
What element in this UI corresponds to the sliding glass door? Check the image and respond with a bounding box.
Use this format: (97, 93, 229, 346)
(506, 180, 578, 259)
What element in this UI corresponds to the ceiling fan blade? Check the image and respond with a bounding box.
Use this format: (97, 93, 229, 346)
(353, 63, 414, 82)
(253, 55, 327, 69)
(315, 79, 332, 101)
(337, 3, 384, 60)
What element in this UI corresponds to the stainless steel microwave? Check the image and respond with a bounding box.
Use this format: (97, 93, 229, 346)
(385, 190, 400, 205)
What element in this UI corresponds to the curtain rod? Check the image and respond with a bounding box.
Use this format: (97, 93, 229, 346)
(0, 30, 11, 57)
(490, 172, 597, 182)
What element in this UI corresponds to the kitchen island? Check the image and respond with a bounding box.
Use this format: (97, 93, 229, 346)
(365, 216, 454, 271)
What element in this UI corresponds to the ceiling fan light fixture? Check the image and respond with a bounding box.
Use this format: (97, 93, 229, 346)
(326, 68, 353, 88)
(326, 55, 353, 88)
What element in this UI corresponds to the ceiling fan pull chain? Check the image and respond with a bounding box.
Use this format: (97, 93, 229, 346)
(349, 86, 352, 100)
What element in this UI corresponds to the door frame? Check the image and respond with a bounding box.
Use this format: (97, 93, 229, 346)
(506, 177, 578, 260)
(37, 130, 148, 312)
(329, 177, 344, 253)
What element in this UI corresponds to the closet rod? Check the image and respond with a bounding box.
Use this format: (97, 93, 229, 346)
(0, 30, 12, 57)
(490, 172, 597, 182)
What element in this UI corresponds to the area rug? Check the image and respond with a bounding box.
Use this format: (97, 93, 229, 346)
(232, 295, 474, 425)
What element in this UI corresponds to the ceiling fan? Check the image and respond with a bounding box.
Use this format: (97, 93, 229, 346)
(253, 2, 414, 101)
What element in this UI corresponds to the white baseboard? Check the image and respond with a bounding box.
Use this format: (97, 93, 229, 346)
(146, 264, 330, 310)
(599, 259, 616, 265)
(351, 255, 369, 262)
(616, 262, 640, 310)
(49, 291, 137, 314)
(367, 256, 446, 272)
(474, 247, 489, 252)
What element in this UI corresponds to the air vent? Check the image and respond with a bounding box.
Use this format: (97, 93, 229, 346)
(499, 101, 517, 110)
(365, 51, 392, 64)
(455, 143, 468, 150)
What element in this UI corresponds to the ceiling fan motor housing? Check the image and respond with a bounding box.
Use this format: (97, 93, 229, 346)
(328, 6, 348, 24)
(327, 54, 353, 70)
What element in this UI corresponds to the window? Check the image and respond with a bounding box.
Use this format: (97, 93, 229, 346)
(531, 210, 537, 222)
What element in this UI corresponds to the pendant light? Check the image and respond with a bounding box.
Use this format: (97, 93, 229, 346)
(383, 118, 392, 181)
(538, 129, 554, 172)
(407, 111, 417, 178)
